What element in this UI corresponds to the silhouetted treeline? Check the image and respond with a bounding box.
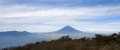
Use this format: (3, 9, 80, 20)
(3, 32, 120, 50)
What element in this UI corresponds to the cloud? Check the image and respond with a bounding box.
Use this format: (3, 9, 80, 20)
(0, 5, 120, 18)
(73, 22, 120, 34)
(0, 1, 120, 33)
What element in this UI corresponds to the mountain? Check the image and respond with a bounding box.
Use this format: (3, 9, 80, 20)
(48, 26, 95, 38)
(0, 31, 31, 36)
(55, 26, 82, 33)
(51, 26, 86, 33)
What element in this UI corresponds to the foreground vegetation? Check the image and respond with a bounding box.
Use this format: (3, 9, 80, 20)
(3, 32, 120, 50)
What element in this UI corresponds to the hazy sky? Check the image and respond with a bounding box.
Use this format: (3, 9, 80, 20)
(0, 0, 120, 33)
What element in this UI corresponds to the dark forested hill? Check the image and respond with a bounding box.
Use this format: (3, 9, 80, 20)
(3, 32, 120, 50)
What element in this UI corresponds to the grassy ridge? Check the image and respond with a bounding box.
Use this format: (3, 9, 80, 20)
(3, 32, 120, 50)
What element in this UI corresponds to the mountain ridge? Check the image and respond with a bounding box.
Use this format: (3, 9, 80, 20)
(0, 31, 31, 36)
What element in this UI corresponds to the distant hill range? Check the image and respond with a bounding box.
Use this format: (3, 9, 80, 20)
(0, 31, 31, 36)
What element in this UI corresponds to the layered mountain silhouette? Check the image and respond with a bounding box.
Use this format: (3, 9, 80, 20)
(0, 31, 31, 36)
(0, 26, 95, 37)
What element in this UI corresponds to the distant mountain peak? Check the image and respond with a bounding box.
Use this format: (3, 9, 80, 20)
(62, 26, 74, 29)
(54, 26, 82, 33)
(59, 26, 77, 31)
(49, 26, 95, 37)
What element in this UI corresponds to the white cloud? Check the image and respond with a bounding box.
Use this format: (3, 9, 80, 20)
(0, 5, 120, 33)
(0, 5, 120, 18)
(74, 22, 120, 34)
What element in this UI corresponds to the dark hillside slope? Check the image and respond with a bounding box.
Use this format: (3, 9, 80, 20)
(3, 32, 120, 50)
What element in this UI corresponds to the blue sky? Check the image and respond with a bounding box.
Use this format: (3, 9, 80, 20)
(0, 0, 120, 33)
